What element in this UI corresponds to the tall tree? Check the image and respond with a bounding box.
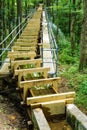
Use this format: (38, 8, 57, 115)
(11, 0, 16, 28)
(0, 0, 3, 64)
(7, 0, 12, 33)
(70, 0, 76, 56)
(16, 0, 22, 35)
(79, 0, 87, 70)
(16, 0, 22, 25)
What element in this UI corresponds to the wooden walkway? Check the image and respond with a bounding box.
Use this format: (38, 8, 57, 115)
(0, 5, 75, 130)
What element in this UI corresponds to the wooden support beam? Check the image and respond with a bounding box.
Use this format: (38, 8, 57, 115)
(24, 28, 40, 32)
(17, 38, 38, 43)
(14, 42, 37, 47)
(20, 77, 60, 88)
(32, 100, 65, 116)
(17, 67, 50, 86)
(21, 32, 39, 36)
(20, 77, 60, 101)
(27, 92, 75, 105)
(12, 59, 42, 71)
(26, 25, 40, 30)
(15, 67, 50, 76)
(8, 51, 36, 61)
(32, 108, 51, 130)
(12, 46, 36, 51)
(19, 35, 38, 39)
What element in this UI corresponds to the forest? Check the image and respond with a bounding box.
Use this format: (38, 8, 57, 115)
(0, 0, 87, 125)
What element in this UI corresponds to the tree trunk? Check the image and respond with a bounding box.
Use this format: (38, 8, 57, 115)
(25, 0, 28, 19)
(16, 0, 22, 35)
(79, 0, 87, 71)
(16, 0, 22, 25)
(11, 0, 15, 28)
(7, 0, 12, 33)
(70, 0, 76, 56)
(0, 0, 3, 65)
(69, 0, 71, 36)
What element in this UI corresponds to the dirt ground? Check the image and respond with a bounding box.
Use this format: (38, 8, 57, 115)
(0, 94, 28, 130)
(0, 78, 28, 130)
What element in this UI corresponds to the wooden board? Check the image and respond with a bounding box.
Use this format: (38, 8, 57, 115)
(27, 92, 75, 105)
(17, 67, 50, 86)
(8, 51, 36, 61)
(20, 77, 60, 88)
(17, 38, 38, 43)
(32, 108, 51, 130)
(21, 32, 39, 36)
(14, 42, 37, 47)
(19, 35, 38, 39)
(31, 100, 65, 116)
(24, 28, 40, 32)
(16, 67, 50, 76)
(41, 100, 65, 116)
(12, 46, 36, 51)
(20, 77, 60, 101)
(12, 59, 42, 71)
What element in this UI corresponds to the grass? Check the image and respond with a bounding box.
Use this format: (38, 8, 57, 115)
(59, 63, 87, 111)
(58, 39, 87, 113)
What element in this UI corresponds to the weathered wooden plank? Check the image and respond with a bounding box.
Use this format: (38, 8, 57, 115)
(26, 25, 40, 30)
(12, 59, 42, 71)
(12, 46, 36, 51)
(37, 100, 65, 116)
(31, 98, 74, 108)
(8, 51, 36, 61)
(32, 108, 51, 130)
(14, 42, 37, 47)
(20, 77, 60, 88)
(20, 77, 60, 101)
(17, 38, 38, 43)
(27, 92, 75, 105)
(19, 35, 38, 39)
(15, 67, 50, 76)
(17, 67, 50, 86)
(24, 28, 40, 32)
(21, 32, 39, 36)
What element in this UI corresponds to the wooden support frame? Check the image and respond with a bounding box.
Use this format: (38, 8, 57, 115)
(8, 51, 36, 61)
(21, 32, 39, 36)
(17, 38, 38, 43)
(32, 100, 66, 116)
(17, 67, 50, 86)
(20, 77, 60, 101)
(16, 66, 50, 76)
(12, 46, 36, 52)
(14, 42, 37, 47)
(12, 59, 42, 72)
(26, 25, 40, 30)
(24, 28, 40, 32)
(27, 92, 75, 106)
(19, 35, 38, 39)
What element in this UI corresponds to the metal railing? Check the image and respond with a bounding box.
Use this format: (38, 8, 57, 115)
(0, 9, 35, 68)
(42, 8, 58, 76)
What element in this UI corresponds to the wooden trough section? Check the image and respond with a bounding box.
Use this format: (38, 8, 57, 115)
(7, 4, 76, 130)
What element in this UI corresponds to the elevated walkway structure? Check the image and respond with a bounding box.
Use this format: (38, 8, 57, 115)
(42, 10, 58, 77)
(0, 4, 86, 130)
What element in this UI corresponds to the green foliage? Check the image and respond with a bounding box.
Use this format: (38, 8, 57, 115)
(59, 50, 78, 64)
(75, 80, 87, 109)
(59, 40, 79, 64)
(60, 64, 87, 110)
(77, 81, 87, 95)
